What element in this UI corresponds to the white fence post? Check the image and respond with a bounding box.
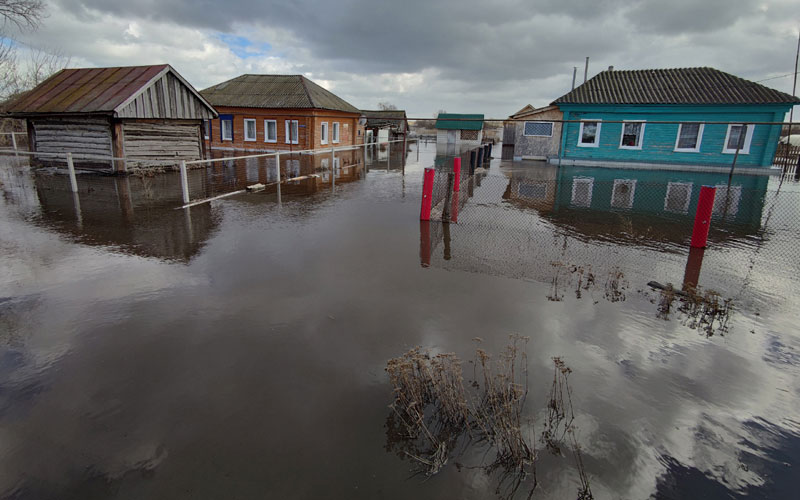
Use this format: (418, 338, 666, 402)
(66, 152, 78, 193)
(180, 160, 190, 204)
(275, 152, 281, 204)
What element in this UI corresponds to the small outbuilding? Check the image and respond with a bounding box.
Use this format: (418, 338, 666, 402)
(361, 109, 409, 143)
(504, 104, 563, 161)
(435, 113, 484, 147)
(7, 64, 217, 171)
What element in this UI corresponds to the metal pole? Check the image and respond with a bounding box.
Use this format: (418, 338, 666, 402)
(11, 132, 18, 155)
(180, 159, 190, 204)
(584, 56, 589, 83)
(331, 146, 336, 189)
(727, 124, 746, 190)
(416, 138, 419, 162)
(275, 152, 281, 205)
(66, 152, 78, 193)
(571, 67, 577, 90)
(387, 140, 391, 171)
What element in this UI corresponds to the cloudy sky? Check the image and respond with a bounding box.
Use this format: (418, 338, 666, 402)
(8, 0, 800, 117)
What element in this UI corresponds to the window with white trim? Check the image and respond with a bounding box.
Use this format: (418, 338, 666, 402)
(321, 122, 329, 144)
(524, 121, 553, 137)
(712, 185, 742, 217)
(264, 120, 277, 143)
(664, 182, 693, 213)
(722, 124, 753, 154)
(285, 120, 299, 144)
(611, 179, 636, 209)
(674, 123, 704, 152)
(221, 118, 233, 141)
(619, 121, 645, 149)
(332, 122, 340, 143)
(577, 121, 601, 147)
(244, 119, 257, 141)
(571, 177, 594, 207)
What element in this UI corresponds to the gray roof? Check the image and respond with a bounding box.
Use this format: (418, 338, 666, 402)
(361, 109, 407, 128)
(200, 74, 360, 113)
(553, 67, 800, 106)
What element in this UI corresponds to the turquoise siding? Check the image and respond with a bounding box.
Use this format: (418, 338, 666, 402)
(559, 104, 791, 168)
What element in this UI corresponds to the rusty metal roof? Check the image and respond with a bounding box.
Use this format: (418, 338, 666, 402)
(553, 67, 800, 105)
(6, 65, 173, 115)
(200, 74, 360, 113)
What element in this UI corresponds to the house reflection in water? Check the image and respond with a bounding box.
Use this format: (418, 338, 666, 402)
(33, 173, 218, 262)
(503, 163, 770, 246)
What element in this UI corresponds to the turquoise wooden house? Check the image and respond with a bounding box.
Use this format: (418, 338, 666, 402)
(551, 67, 800, 171)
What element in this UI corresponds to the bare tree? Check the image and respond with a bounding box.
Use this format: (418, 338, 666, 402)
(0, 0, 44, 30)
(378, 101, 398, 111)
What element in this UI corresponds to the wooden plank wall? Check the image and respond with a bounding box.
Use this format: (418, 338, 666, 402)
(32, 117, 113, 158)
(122, 121, 201, 166)
(116, 72, 215, 121)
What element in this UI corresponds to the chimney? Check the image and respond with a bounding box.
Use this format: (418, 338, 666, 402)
(571, 67, 577, 90)
(584, 57, 589, 83)
(608, 65, 614, 71)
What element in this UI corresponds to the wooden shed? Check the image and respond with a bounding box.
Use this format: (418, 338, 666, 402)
(6, 64, 217, 171)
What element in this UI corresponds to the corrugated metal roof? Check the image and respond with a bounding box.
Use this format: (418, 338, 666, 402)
(435, 113, 484, 131)
(361, 109, 407, 128)
(553, 67, 800, 105)
(6, 65, 169, 114)
(200, 75, 360, 113)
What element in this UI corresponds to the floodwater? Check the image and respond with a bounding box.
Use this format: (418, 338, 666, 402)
(0, 144, 799, 499)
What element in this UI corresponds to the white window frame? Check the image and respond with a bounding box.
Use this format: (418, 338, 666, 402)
(722, 124, 754, 154)
(203, 120, 210, 140)
(285, 120, 299, 145)
(523, 121, 554, 137)
(577, 120, 601, 148)
(321, 121, 329, 145)
(264, 119, 277, 143)
(674, 123, 704, 153)
(664, 182, 693, 213)
(570, 177, 594, 207)
(332, 122, 340, 143)
(619, 120, 646, 150)
(611, 179, 637, 209)
(243, 118, 257, 142)
(221, 118, 233, 141)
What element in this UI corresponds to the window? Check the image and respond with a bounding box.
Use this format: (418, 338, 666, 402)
(244, 119, 257, 141)
(664, 182, 693, 213)
(571, 177, 594, 207)
(203, 120, 210, 140)
(619, 121, 645, 149)
(674, 123, 704, 152)
(285, 120, 299, 144)
(722, 124, 753, 154)
(321, 122, 329, 144)
(712, 185, 742, 217)
(264, 120, 277, 143)
(611, 179, 636, 209)
(578, 120, 601, 147)
(461, 129, 479, 141)
(220, 115, 233, 141)
(332, 122, 340, 143)
(523, 122, 553, 137)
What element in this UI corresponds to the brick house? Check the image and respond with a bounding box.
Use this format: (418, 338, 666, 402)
(199, 74, 365, 153)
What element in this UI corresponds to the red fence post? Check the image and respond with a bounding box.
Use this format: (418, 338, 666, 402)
(453, 157, 461, 192)
(420, 167, 435, 221)
(420, 221, 431, 267)
(690, 186, 716, 248)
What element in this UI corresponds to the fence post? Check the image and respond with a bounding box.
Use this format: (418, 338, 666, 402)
(690, 186, 716, 248)
(442, 172, 454, 222)
(420, 167, 435, 221)
(416, 138, 419, 162)
(477, 147, 484, 169)
(66, 152, 78, 193)
(275, 152, 281, 202)
(469, 150, 476, 175)
(420, 221, 431, 267)
(180, 160, 190, 205)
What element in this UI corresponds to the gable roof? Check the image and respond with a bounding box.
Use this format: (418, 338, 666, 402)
(435, 113, 484, 131)
(200, 74, 360, 113)
(509, 105, 560, 120)
(553, 67, 800, 106)
(361, 109, 407, 128)
(6, 64, 217, 117)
